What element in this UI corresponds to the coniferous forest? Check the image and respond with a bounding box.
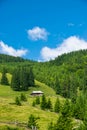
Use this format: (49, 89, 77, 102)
(0, 50, 87, 129)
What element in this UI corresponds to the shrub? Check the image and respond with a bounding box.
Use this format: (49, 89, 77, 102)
(15, 96, 21, 106)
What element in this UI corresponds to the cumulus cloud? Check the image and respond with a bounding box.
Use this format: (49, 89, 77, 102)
(0, 41, 28, 57)
(27, 26, 49, 41)
(41, 36, 87, 61)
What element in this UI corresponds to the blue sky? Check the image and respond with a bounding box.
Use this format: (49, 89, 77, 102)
(0, 0, 87, 61)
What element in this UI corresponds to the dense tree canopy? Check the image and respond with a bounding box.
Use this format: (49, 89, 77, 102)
(11, 67, 35, 91)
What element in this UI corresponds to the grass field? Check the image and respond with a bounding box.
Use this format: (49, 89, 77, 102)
(0, 74, 61, 130)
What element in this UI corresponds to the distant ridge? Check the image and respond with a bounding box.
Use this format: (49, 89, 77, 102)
(0, 54, 25, 63)
(49, 49, 87, 66)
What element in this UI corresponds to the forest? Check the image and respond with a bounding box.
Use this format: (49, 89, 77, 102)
(0, 50, 87, 129)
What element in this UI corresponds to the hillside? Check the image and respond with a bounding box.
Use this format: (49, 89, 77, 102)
(0, 54, 25, 63)
(0, 78, 58, 130)
(0, 50, 87, 129)
(0, 50, 87, 96)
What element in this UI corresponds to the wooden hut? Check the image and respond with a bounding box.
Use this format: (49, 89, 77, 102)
(30, 91, 44, 96)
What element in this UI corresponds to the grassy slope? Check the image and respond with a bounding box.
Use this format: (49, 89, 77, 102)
(0, 74, 59, 130)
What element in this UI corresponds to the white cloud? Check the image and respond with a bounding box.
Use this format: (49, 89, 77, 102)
(0, 41, 28, 57)
(68, 23, 75, 27)
(27, 26, 49, 41)
(41, 36, 87, 61)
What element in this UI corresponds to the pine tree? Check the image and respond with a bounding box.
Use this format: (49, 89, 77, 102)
(83, 67, 87, 91)
(54, 97, 61, 113)
(55, 114, 72, 130)
(15, 96, 21, 106)
(20, 67, 29, 91)
(32, 100, 36, 107)
(40, 95, 47, 110)
(11, 67, 35, 91)
(20, 93, 27, 101)
(61, 75, 71, 98)
(54, 99, 72, 130)
(1, 68, 9, 85)
(55, 77, 61, 94)
(28, 67, 35, 86)
(35, 96, 40, 105)
(61, 99, 71, 117)
(11, 68, 20, 91)
(73, 94, 86, 120)
(47, 98, 52, 111)
(28, 114, 39, 129)
(48, 122, 54, 130)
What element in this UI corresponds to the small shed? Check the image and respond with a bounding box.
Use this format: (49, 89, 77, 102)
(30, 91, 44, 96)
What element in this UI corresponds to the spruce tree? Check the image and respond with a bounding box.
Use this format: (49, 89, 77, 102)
(32, 100, 36, 107)
(11, 67, 35, 91)
(28, 114, 39, 129)
(83, 67, 87, 91)
(55, 77, 61, 94)
(20, 93, 27, 101)
(35, 96, 40, 105)
(20, 67, 29, 91)
(28, 67, 35, 86)
(15, 96, 21, 106)
(48, 122, 54, 130)
(73, 94, 86, 120)
(11, 68, 20, 91)
(1, 68, 9, 85)
(55, 113, 72, 130)
(54, 99, 72, 130)
(61, 99, 71, 117)
(47, 98, 52, 111)
(40, 95, 47, 110)
(54, 97, 61, 113)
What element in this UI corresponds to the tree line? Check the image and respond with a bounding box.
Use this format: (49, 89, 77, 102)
(31, 93, 87, 130)
(0, 67, 35, 91)
(1, 50, 87, 99)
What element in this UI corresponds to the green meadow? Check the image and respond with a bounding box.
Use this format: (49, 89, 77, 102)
(0, 74, 60, 130)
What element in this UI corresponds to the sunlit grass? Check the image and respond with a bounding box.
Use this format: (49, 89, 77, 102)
(0, 73, 60, 130)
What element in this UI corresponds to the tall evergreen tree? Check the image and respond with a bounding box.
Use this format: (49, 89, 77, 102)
(1, 68, 9, 85)
(11, 67, 35, 91)
(54, 99, 72, 130)
(28, 114, 39, 129)
(47, 98, 52, 110)
(55, 77, 61, 94)
(20, 67, 29, 91)
(20, 93, 27, 101)
(48, 122, 54, 130)
(83, 67, 87, 91)
(73, 94, 86, 120)
(40, 95, 47, 110)
(55, 113, 72, 130)
(35, 96, 40, 105)
(61, 75, 71, 98)
(54, 97, 61, 113)
(11, 68, 20, 91)
(15, 96, 21, 106)
(28, 67, 35, 86)
(61, 99, 71, 117)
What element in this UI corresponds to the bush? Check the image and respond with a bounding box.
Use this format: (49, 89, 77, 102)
(35, 96, 40, 104)
(28, 114, 39, 129)
(32, 101, 36, 107)
(15, 96, 22, 106)
(20, 93, 27, 101)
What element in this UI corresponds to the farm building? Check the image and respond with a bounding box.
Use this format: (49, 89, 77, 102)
(30, 91, 44, 96)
